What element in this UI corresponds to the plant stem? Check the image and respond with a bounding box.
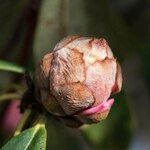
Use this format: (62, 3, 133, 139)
(14, 109, 32, 136)
(0, 93, 21, 102)
(33, 114, 47, 126)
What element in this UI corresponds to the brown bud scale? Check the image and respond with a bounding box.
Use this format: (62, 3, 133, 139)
(35, 36, 122, 127)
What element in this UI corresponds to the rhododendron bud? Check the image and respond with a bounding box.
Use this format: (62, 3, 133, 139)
(35, 36, 122, 126)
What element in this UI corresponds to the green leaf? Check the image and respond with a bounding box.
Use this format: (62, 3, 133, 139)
(0, 60, 25, 73)
(1, 124, 47, 150)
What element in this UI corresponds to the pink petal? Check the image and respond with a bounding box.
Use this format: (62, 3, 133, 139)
(79, 98, 114, 116)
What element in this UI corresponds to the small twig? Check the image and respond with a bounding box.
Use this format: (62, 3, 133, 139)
(0, 93, 21, 102)
(14, 109, 32, 136)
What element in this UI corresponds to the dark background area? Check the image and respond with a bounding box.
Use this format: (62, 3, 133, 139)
(0, 0, 150, 149)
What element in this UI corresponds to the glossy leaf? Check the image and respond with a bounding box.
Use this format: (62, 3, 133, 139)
(0, 60, 25, 74)
(1, 124, 47, 150)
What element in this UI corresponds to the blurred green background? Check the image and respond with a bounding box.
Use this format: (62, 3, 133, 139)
(0, 0, 149, 150)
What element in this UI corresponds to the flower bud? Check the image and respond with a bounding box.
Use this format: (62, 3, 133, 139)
(35, 36, 122, 126)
